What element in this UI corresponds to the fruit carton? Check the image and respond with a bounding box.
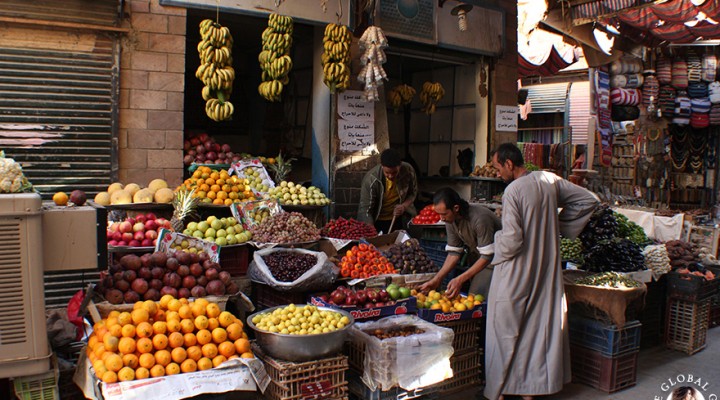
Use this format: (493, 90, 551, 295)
(229, 158, 275, 196)
(309, 296, 417, 321)
(417, 302, 487, 323)
(230, 198, 282, 230)
(155, 228, 220, 262)
(365, 230, 411, 252)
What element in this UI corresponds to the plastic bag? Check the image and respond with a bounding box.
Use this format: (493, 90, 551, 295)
(66, 289, 86, 341)
(248, 247, 338, 292)
(349, 315, 454, 391)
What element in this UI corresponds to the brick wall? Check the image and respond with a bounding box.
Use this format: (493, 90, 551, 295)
(118, 0, 186, 187)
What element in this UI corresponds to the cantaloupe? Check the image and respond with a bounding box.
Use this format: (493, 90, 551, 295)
(124, 183, 141, 197)
(94, 192, 111, 206)
(154, 188, 174, 203)
(110, 190, 132, 205)
(148, 179, 168, 193)
(107, 182, 124, 195)
(133, 189, 154, 203)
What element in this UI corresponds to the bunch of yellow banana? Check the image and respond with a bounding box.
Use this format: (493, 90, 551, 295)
(197, 19, 234, 121)
(420, 82, 445, 115)
(258, 14, 293, 102)
(388, 84, 416, 112)
(205, 98, 234, 122)
(321, 23, 352, 93)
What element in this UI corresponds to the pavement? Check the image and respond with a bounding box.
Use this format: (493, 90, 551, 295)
(448, 326, 720, 400)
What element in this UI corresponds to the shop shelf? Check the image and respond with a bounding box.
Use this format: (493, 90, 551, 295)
(667, 268, 720, 302)
(569, 317, 641, 357)
(570, 345, 638, 393)
(665, 298, 710, 355)
(253, 342, 348, 400)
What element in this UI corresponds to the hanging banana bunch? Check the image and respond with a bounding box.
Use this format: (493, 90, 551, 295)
(357, 26, 388, 102)
(258, 13, 294, 102)
(420, 82, 445, 115)
(388, 84, 416, 113)
(321, 23, 352, 93)
(196, 19, 235, 121)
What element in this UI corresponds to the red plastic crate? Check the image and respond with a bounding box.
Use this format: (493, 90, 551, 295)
(571, 345, 638, 393)
(665, 298, 710, 355)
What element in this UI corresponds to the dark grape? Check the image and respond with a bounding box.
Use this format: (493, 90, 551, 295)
(262, 251, 318, 282)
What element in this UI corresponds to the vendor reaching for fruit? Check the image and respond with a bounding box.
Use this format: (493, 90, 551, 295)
(418, 187, 501, 298)
(357, 149, 418, 233)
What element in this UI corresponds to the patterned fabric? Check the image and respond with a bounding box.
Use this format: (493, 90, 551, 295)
(643, 74, 659, 107)
(657, 55, 672, 84)
(672, 117, 690, 125)
(611, 88, 642, 106)
(625, 73, 644, 88)
(672, 59, 689, 89)
(691, 97, 711, 113)
(611, 74, 627, 88)
(691, 112, 710, 128)
(703, 54, 717, 82)
(651, 0, 699, 23)
(675, 92, 692, 117)
(710, 104, 720, 125)
(687, 82, 708, 98)
(659, 85, 677, 116)
(611, 105, 640, 121)
(596, 70, 612, 129)
(687, 52, 702, 82)
(610, 58, 643, 75)
(709, 82, 720, 103)
(653, 23, 696, 43)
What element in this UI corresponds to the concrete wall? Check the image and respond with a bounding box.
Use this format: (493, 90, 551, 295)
(489, 0, 519, 149)
(118, 0, 187, 187)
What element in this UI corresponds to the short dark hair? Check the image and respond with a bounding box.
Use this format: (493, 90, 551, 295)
(433, 187, 469, 216)
(672, 386, 696, 399)
(380, 149, 402, 168)
(494, 143, 524, 167)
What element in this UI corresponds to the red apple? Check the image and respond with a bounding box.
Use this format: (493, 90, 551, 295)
(122, 232, 134, 242)
(119, 221, 133, 233)
(117, 240, 128, 247)
(129, 239, 141, 247)
(145, 230, 158, 240)
(134, 231, 145, 241)
(113, 231, 122, 242)
(141, 239, 153, 247)
(136, 215, 147, 224)
(108, 240, 118, 246)
(145, 220, 158, 231)
(133, 222, 145, 232)
(127, 217, 136, 225)
(146, 213, 157, 221)
(107, 230, 114, 240)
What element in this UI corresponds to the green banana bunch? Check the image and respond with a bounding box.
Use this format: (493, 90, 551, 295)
(388, 84, 416, 112)
(258, 14, 293, 102)
(197, 19, 234, 121)
(321, 23, 352, 93)
(420, 82, 445, 115)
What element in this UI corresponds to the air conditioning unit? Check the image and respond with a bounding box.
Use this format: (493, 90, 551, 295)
(0, 193, 51, 378)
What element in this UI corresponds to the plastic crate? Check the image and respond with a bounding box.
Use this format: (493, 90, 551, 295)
(347, 371, 438, 400)
(434, 349, 483, 395)
(569, 317, 642, 356)
(570, 345, 638, 393)
(219, 244, 251, 276)
(667, 269, 720, 302)
(251, 281, 309, 311)
(665, 298, 710, 355)
(345, 340, 365, 373)
(407, 224, 447, 242)
(12, 360, 59, 400)
(437, 319, 482, 354)
(418, 240, 447, 271)
(253, 342, 349, 400)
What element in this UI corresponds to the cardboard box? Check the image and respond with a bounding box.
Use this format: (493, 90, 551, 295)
(309, 296, 417, 321)
(155, 228, 220, 262)
(366, 230, 410, 252)
(42, 202, 106, 271)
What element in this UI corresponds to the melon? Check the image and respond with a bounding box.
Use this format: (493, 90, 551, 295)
(94, 192, 111, 206)
(110, 190, 132, 205)
(124, 183, 141, 197)
(133, 189, 154, 203)
(107, 182, 124, 195)
(148, 179, 168, 193)
(154, 188, 174, 203)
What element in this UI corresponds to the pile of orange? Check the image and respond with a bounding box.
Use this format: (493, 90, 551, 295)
(338, 243, 396, 279)
(86, 295, 253, 383)
(179, 167, 256, 205)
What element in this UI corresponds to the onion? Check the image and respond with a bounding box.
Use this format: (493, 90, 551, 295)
(196, 145, 206, 154)
(221, 143, 232, 153)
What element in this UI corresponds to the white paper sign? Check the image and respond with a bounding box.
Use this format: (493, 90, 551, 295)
(495, 105, 518, 132)
(337, 90, 375, 152)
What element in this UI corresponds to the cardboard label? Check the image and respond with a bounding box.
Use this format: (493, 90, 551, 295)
(417, 302, 486, 323)
(309, 296, 416, 321)
(155, 228, 220, 262)
(495, 105, 518, 132)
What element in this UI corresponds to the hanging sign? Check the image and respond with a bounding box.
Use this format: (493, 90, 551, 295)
(337, 90, 375, 152)
(495, 105, 518, 132)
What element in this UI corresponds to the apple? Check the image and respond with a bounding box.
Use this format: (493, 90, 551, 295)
(133, 222, 145, 232)
(119, 221, 133, 233)
(122, 232, 134, 242)
(117, 240, 128, 246)
(153, 239, 157, 245)
(129, 240, 141, 247)
(330, 290, 346, 305)
(127, 217, 136, 225)
(146, 213, 157, 220)
(145, 230, 158, 240)
(106, 230, 114, 240)
(136, 215, 147, 224)
(345, 293, 357, 306)
(145, 220, 158, 231)
(367, 290, 379, 303)
(378, 290, 390, 302)
(134, 231, 145, 241)
(374, 302, 385, 307)
(318, 294, 329, 302)
(363, 302, 374, 309)
(355, 290, 368, 304)
(108, 240, 118, 246)
(112, 231, 122, 242)
(141, 239, 153, 247)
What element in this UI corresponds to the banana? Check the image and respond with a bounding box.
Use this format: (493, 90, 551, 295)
(197, 19, 234, 119)
(259, 14, 294, 102)
(420, 82, 444, 114)
(321, 23, 352, 93)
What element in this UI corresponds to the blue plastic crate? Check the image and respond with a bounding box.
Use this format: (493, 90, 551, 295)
(569, 317, 642, 356)
(419, 239, 447, 270)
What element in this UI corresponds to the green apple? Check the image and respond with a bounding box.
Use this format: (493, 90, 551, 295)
(192, 230, 204, 239)
(187, 222, 198, 231)
(205, 227, 216, 238)
(216, 229, 227, 238)
(197, 221, 210, 233)
(210, 219, 223, 230)
(215, 236, 227, 246)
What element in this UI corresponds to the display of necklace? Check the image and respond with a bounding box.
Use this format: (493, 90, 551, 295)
(670, 126, 689, 172)
(706, 135, 716, 169)
(647, 128, 662, 141)
(689, 130, 707, 173)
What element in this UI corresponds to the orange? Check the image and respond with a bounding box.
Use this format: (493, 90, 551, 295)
(136, 322, 153, 338)
(136, 337, 153, 354)
(201, 343, 218, 359)
(196, 329, 212, 345)
(168, 332, 185, 348)
(205, 303, 221, 319)
(167, 299, 182, 312)
(135, 367, 150, 380)
(171, 347, 187, 364)
(218, 341, 236, 358)
(133, 301, 144, 310)
(240, 352, 254, 359)
(223, 198, 233, 206)
(183, 333, 197, 347)
(118, 337, 136, 355)
(52, 190, 69, 205)
(166, 362, 181, 375)
(142, 300, 158, 316)
(131, 309, 150, 325)
(211, 328, 227, 344)
(166, 319, 181, 333)
(197, 357, 213, 371)
(88, 336, 99, 350)
(108, 324, 123, 338)
(178, 305, 193, 319)
(216, 191, 228, 201)
(212, 355, 227, 367)
(207, 318, 220, 331)
(150, 364, 165, 377)
(93, 362, 108, 378)
(121, 324, 136, 338)
(154, 350, 171, 367)
(117, 312, 132, 326)
(101, 370, 118, 383)
(226, 323, 243, 341)
(104, 354, 123, 373)
(122, 354, 139, 369)
(103, 335, 119, 353)
(118, 366, 135, 382)
(194, 315, 209, 330)
(93, 344, 106, 359)
(186, 345, 203, 362)
(180, 319, 195, 334)
(191, 302, 206, 318)
(234, 338, 250, 355)
(152, 334, 168, 350)
(152, 321, 167, 335)
(108, 310, 120, 319)
(212, 198, 224, 205)
(159, 294, 174, 310)
(218, 312, 234, 328)
(207, 191, 217, 200)
(139, 353, 156, 369)
(180, 359, 197, 374)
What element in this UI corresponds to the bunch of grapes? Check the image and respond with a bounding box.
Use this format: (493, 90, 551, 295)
(249, 212, 321, 243)
(262, 251, 318, 282)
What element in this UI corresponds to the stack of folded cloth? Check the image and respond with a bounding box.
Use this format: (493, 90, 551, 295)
(672, 58, 689, 89)
(690, 97, 711, 128)
(657, 54, 672, 85)
(687, 52, 702, 83)
(687, 81, 708, 98)
(642, 73, 659, 108)
(673, 90, 691, 125)
(710, 104, 720, 125)
(659, 85, 677, 117)
(709, 81, 720, 103)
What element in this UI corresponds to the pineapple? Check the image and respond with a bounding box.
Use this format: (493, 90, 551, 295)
(268, 152, 296, 184)
(171, 188, 199, 232)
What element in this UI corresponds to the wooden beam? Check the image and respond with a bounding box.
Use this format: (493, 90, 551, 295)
(0, 16, 130, 33)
